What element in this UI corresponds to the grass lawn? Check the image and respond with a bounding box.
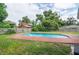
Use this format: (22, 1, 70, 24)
(0, 34, 71, 55)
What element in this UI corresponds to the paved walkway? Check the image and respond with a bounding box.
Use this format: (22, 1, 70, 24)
(10, 34, 79, 44)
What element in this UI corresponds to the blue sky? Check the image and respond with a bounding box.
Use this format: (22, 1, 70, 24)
(5, 3, 79, 24)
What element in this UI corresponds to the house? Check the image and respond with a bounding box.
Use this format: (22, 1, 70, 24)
(16, 22, 32, 33)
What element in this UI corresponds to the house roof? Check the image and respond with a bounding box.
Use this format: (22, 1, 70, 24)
(18, 22, 32, 28)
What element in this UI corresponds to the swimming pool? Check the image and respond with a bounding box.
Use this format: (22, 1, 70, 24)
(23, 33, 69, 38)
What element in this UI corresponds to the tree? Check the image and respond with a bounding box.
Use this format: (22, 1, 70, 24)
(0, 21, 16, 28)
(42, 20, 59, 31)
(4, 21, 16, 28)
(36, 14, 44, 25)
(64, 17, 77, 25)
(36, 24, 45, 31)
(0, 3, 8, 22)
(33, 10, 62, 31)
(22, 16, 30, 24)
(31, 20, 36, 27)
(31, 20, 38, 31)
(43, 10, 60, 21)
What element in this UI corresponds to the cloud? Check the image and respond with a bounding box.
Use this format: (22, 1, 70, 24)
(5, 3, 78, 24)
(36, 3, 54, 10)
(53, 3, 78, 20)
(6, 3, 42, 24)
(54, 3, 76, 9)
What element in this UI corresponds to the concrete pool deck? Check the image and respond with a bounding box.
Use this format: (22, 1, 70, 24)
(10, 34, 79, 44)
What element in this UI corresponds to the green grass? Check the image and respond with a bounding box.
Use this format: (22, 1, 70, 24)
(0, 34, 71, 55)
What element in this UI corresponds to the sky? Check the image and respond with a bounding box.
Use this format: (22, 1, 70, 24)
(5, 3, 79, 24)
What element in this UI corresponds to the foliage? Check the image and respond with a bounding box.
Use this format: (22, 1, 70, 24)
(4, 21, 16, 28)
(63, 17, 77, 26)
(36, 14, 43, 22)
(36, 24, 45, 31)
(0, 3, 8, 22)
(44, 20, 59, 31)
(31, 20, 36, 27)
(22, 16, 30, 24)
(0, 3, 15, 28)
(32, 27, 38, 31)
(0, 21, 15, 28)
(32, 10, 62, 31)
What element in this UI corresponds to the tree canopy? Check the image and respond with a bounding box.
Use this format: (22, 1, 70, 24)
(0, 3, 8, 22)
(22, 16, 30, 24)
(32, 10, 63, 31)
(63, 17, 77, 26)
(0, 21, 16, 28)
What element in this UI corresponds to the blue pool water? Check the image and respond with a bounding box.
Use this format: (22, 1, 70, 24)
(23, 33, 69, 38)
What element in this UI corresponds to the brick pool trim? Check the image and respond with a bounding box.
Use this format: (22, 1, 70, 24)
(10, 34, 79, 44)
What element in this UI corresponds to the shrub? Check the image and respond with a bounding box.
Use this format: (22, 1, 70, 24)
(32, 27, 38, 31)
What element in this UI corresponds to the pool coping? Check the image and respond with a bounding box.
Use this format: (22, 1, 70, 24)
(10, 33, 79, 44)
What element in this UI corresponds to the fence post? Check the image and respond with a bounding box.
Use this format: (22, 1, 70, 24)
(70, 44, 74, 55)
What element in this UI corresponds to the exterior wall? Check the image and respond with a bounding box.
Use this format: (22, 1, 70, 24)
(16, 28, 32, 33)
